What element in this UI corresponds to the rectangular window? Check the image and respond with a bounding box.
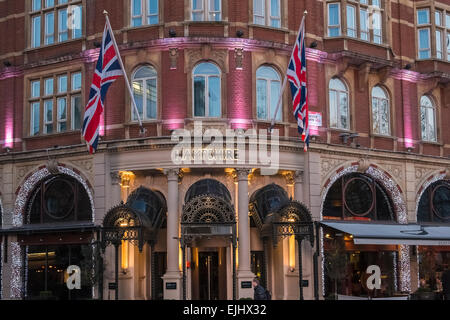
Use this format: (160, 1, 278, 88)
(372, 11, 382, 44)
(31, 102, 40, 136)
(446, 14, 450, 28)
(435, 11, 442, 26)
(347, 5, 356, 37)
(253, 0, 265, 25)
(209, 0, 221, 22)
(44, 78, 53, 96)
(208, 76, 221, 117)
(31, 80, 40, 98)
(447, 34, 450, 61)
(417, 9, 430, 25)
(58, 75, 67, 93)
(71, 5, 82, 39)
(58, 8, 68, 41)
(57, 97, 67, 132)
(32, 0, 41, 11)
(45, 0, 55, 8)
(71, 95, 82, 130)
(192, 0, 204, 21)
(28, 71, 82, 136)
(256, 79, 267, 120)
(148, 0, 159, 25)
(360, 8, 369, 40)
(253, 0, 280, 28)
(45, 12, 54, 45)
(436, 30, 443, 59)
(32, 15, 41, 48)
(418, 28, 431, 59)
(193, 76, 206, 116)
(72, 72, 82, 91)
(328, 3, 341, 37)
(30, 2, 83, 48)
(44, 100, 53, 134)
(131, 0, 143, 26)
(269, 0, 281, 28)
(372, 0, 380, 8)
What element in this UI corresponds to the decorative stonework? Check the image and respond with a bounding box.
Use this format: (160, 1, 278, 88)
(14, 165, 95, 227)
(15, 164, 40, 189)
(235, 168, 250, 182)
(415, 166, 438, 188)
(184, 45, 229, 74)
(234, 48, 244, 70)
(169, 48, 178, 70)
(320, 157, 346, 181)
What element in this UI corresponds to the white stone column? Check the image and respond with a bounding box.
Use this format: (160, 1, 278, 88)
(236, 168, 255, 299)
(110, 171, 122, 205)
(162, 168, 182, 299)
(293, 170, 304, 203)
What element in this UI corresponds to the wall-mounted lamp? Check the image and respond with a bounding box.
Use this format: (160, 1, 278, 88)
(309, 41, 318, 49)
(404, 63, 412, 70)
(236, 30, 244, 38)
(169, 29, 177, 37)
(94, 41, 102, 48)
(3, 60, 12, 67)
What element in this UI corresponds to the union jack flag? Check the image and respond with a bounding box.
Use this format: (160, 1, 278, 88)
(82, 22, 123, 154)
(287, 17, 309, 151)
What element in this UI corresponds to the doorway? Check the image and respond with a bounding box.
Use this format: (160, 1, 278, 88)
(191, 247, 227, 300)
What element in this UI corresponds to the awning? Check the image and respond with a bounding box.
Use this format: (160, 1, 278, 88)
(0, 221, 98, 235)
(321, 221, 450, 246)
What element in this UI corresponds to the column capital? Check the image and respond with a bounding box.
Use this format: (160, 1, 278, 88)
(164, 168, 183, 183)
(110, 171, 121, 185)
(294, 170, 304, 183)
(235, 168, 251, 182)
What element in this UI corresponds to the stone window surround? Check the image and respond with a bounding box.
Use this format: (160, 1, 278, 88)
(24, 65, 85, 138)
(26, 0, 85, 50)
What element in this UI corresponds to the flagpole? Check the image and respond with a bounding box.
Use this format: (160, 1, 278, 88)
(103, 10, 146, 134)
(270, 10, 307, 130)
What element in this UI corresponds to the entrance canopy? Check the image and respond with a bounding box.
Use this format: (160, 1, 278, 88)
(321, 221, 450, 246)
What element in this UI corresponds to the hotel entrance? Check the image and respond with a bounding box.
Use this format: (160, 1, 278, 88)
(191, 248, 227, 300)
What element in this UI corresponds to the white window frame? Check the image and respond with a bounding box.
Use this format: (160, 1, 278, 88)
(131, 66, 158, 121)
(31, 102, 40, 136)
(418, 27, 431, 59)
(131, 0, 159, 27)
(420, 96, 437, 142)
(30, 1, 83, 48)
(44, 99, 53, 134)
(327, 3, 341, 37)
(329, 78, 350, 130)
(256, 66, 282, 121)
(192, 0, 222, 22)
(57, 97, 67, 132)
(28, 71, 83, 137)
(347, 5, 356, 38)
(192, 63, 221, 118)
(371, 86, 391, 136)
(71, 94, 82, 130)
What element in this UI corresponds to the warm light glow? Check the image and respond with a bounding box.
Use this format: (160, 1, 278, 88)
(119, 171, 135, 188)
(289, 235, 296, 271)
(121, 240, 129, 271)
(179, 243, 183, 271)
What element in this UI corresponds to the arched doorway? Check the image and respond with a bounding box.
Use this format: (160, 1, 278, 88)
(250, 183, 314, 300)
(417, 180, 450, 292)
(181, 179, 236, 300)
(321, 172, 400, 299)
(21, 174, 95, 300)
(102, 186, 166, 300)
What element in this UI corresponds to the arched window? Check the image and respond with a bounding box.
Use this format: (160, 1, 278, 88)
(323, 173, 395, 221)
(132, 65, 157, 121)
(418, 180, 450, 223)
(371, 86, 390, 135)
(26, 175, 92, 224)
(420, 96, 437, 142)
(329, 78, 349, 130)
(193, 62, 221, 117)
(256, 65, 281, 121)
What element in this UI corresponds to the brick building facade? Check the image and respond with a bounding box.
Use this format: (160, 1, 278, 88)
(0, 0, 449, 300)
